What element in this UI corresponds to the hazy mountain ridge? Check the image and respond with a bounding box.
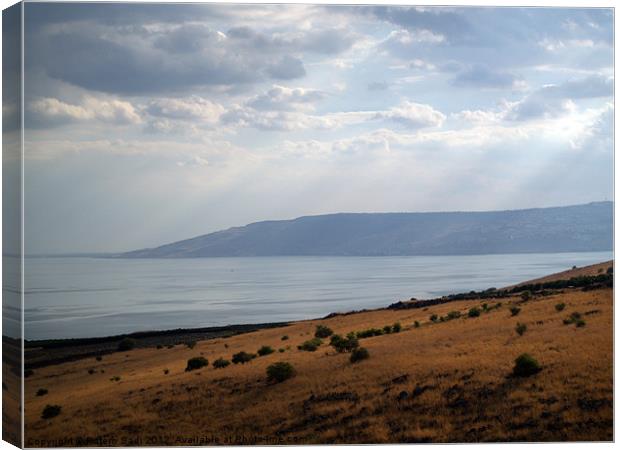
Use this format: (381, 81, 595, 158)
(121, 202, 613, 258)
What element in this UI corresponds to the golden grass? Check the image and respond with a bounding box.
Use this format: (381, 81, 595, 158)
(24, 287, 612, 444)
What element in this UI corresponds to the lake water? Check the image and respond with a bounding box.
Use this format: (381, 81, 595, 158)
(22, 252, 612, 340)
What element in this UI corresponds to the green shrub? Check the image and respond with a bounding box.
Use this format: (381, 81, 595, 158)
(315, 325, 333, 338)
(257, 346, 275, 356)
(163, 369, 169, 375)
(430, 314, 438, 323)
(570, 312, 582, 321)
(468, 307, 481, 318)
(350, 347, 370, 363)
(266, 362, 296, 383)
(185, 357, 208, 371)
(356, 328, 384, 339)
(281, 335, 289, 341)
(117, 338, 136, 352)
(329, 333, 359, 353)
(298, 338, 322, 352)
(575, 319, 586, 328)
(446, 311, 461, 320)
(383, 325, 393, 334)
(515, 323, 527, 336)
(36, 388, 48, 397)
(41, 404, 61, 419)
(213, 357, 231, 369)
(555, 303, 566, 312)
(606, 266, 613, 275)
(482, 303, 489, 312)
(512, 353, 541, 377)
(186, 341, 197, 349)
(278, 348, 285, 353)
(88, 369, 95, 375)
(520, 291, 531, 301)
(392, 322, 402, 333)
(232, 351, 256, 364)
(510, 306, 521, 316)
(110, 376, 121, 382)
(413, 321, 420, 328)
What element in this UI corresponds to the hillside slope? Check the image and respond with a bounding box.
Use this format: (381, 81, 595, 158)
(24, 276, 612, 443)
(122, 202, 612, 258)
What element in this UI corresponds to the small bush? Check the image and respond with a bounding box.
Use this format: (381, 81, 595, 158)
(167, 344, 174, 349)
(24, 369, 34, 378)
(555, 303, 566, 312)
(510, 306, 521, 316)
(95, 355, 102, 361)
(606, 266, 613, 275)
(512, 353, 541, 377)
(413, 321, 420, 328)
(329, 333, 359, 353)
(298, 338, 322, 352)
(515, 323, 527, 336)
(36, 388, 48, 397)
(446, 311, 461, 320)
(163, 369, 169, 375)
(88, 369, 96, 375)
(41, 404, 61, 419)
(186, 341, 196, 349)
(520, 291, 531, 301)
(266, 362, 296, 383)
(156, 344, 163, 349)
(468, 307, 481, 318)
(383, 325, 393, 334)
(481, 303, 489, 312)
(315, 325, 333, 338)
(213, 357, 231, 369)
(185, 357, 208, 371)
(570, 311, 582, 321)
(110, 376, 121, 382)
(430, 314, 438, 323)
(575, 319, 586, 328)
(350, 347, 370, 363)
(257, 346, 275, 356)
(392, 322, 402, 333)
(278, 348, 285, 353)
(232, 351, 256, 364)
(356, 328, 384, 338)
(117, 338, 136, 352)
(281, 335, 289, 341)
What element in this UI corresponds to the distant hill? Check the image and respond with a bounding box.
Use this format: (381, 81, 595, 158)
(121, 202, 613, 258)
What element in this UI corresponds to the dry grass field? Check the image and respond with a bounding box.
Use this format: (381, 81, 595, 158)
(23, 264, 613, 445)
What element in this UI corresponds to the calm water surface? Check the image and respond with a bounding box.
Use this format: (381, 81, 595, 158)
(23, 252, 612, 339)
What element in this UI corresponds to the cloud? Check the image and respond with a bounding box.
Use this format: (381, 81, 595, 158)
(368, 81, 389, 91)
(177, 155, 210, 167)
(508, 74, 613, 121)
(247, 85, 327, 111)
(220, 100, 445, 132)
(266, 55, 307, 80)
(453, 64, 524, 90)
(28, 96, 141, 127)
(146, 97, 224, 122)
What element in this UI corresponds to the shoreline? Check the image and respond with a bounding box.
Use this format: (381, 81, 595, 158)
(20, 260, 612, 369)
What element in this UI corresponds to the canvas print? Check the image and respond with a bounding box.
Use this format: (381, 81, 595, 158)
(2, 2, 614, 446)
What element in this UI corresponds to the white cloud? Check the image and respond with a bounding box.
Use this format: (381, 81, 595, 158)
(29, 96, 141, 125)
(146, 96, 224, 123)
(247, 85, 327, 111)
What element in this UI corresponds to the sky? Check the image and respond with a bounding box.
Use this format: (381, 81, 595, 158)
(16, 4, 614, 254)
